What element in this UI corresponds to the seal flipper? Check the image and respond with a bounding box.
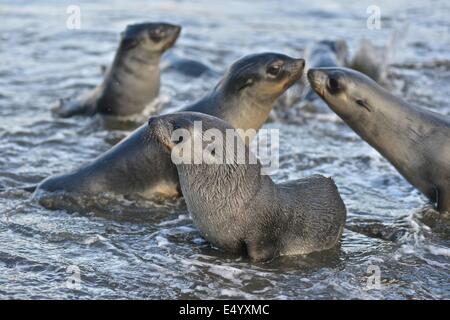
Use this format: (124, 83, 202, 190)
(435, 186, 450, 214)
(245, 238, 278, 262)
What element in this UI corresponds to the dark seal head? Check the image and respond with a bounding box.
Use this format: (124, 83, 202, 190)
(53, 22, 181, 118)
(185, 53, 305, 131)
(148, 112, 347, 261)
(119, 22, 181, 55)
(308, 67, 450, 213)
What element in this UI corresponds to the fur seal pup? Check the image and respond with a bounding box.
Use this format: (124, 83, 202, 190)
(147, 112, 347, 261)
(308, 67, 450, 213)
(35, 53, 305, 205)
(302, 40, 348, 102)
(53, 22, 181, 118)
(274, 39, 348, 115)
(162, 52, 215, 77)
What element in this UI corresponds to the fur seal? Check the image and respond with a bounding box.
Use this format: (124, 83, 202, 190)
(162, 52, 215, 77)
(35, 53, 305, 206)
(308, 67, 450, 213)
(147, 112, 347, 261)
(53, 22, 181, 118)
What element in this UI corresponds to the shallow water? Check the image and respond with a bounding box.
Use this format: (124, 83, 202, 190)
(0, 0, 449, 299)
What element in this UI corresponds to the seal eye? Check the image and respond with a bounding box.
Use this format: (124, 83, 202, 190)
(327, 77, 340, 94)
(267, 64, 282, 77)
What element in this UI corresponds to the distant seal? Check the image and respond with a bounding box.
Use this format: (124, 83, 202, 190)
(53, 22, 181, 118)
(308, 67, 450, 213)
(147, 112, 347, 261)
(305, 40, 348, 70)
(302, 40, 348, 101)
(35, 53, 305, 206)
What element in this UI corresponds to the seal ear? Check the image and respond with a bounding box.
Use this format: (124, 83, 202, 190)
(246, 238, 278, 262)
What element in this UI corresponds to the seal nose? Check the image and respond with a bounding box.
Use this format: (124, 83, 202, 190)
(307, 69, 316, 83)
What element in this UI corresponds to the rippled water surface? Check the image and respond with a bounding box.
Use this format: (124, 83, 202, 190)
(0, 0, 449, 299)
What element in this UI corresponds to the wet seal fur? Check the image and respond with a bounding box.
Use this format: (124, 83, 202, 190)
(53, 22, 181, 118)
(148, 112, 347, 262)
(274, 39, 348, 117)
(35, 53, 305, 207)
(308, 67, 450, 214)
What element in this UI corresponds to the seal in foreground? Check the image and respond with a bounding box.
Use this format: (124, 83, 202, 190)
(53, 22, 181, 118)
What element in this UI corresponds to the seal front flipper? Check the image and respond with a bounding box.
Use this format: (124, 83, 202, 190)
(245, 237, 278, 262)
(52, 91, 98, 118)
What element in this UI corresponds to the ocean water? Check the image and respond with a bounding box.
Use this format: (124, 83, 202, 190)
(0, 0, 449, 299)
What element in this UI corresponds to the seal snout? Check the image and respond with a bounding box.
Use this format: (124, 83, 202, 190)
(147, 116, 173, 151)
(168, 24, 182, 38)
(307, 68, 327, 96)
